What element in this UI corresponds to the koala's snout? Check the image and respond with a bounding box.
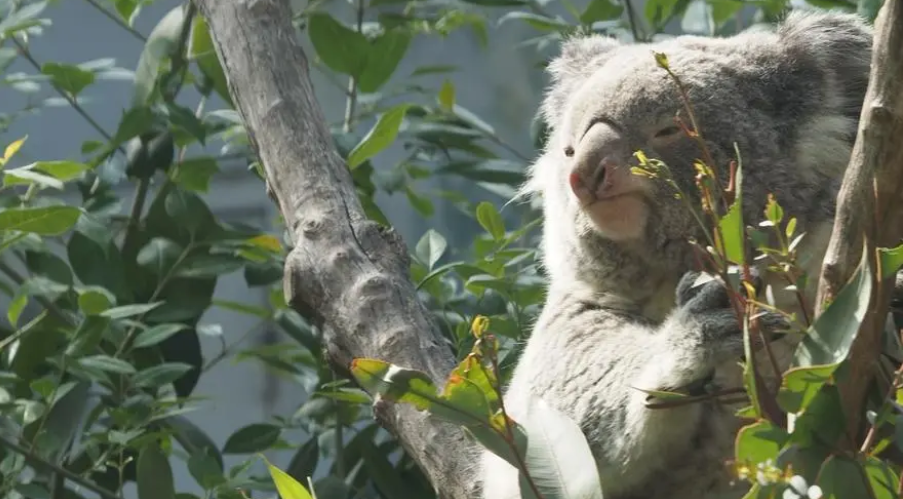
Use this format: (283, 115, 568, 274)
(569, 157, 616, 203)
(568, 121, 628, 204)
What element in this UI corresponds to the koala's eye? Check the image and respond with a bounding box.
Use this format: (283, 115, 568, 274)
(654, 126, 682, 138)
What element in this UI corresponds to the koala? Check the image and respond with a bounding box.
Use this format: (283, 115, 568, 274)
(479, 10, 873, 499)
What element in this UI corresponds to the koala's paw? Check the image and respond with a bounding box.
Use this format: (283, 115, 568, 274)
(674, 270, 788, 363)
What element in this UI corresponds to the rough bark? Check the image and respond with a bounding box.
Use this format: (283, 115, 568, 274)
(192, 1, 477, 497)
(814, 0, 903, 443)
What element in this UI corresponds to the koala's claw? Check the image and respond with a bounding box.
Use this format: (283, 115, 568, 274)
(674, 269, 789, 362)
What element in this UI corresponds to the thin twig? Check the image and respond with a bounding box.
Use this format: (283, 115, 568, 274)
(0, 435, 124, 499)
(622, 0, 642, 42)
(81, 0, 148, 42)
(0, 260, 72, 325)
(201, 320, 268, 371)
(11, 38, 114, 144)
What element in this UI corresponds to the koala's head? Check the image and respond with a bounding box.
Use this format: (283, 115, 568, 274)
(528, 11, 872, 294)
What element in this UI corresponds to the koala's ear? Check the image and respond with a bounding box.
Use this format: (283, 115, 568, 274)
(540, 35, 622, 132)
(776, 11, 873, 120)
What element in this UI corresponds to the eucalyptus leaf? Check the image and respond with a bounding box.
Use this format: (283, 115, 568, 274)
(347, 104, 411, 169)
(137, 443, 176, 499)
(517, 395, 604, 499)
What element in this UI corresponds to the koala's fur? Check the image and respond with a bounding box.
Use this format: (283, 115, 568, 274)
(479, 11, 873, 499)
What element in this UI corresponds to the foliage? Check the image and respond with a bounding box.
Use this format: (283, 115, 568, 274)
(0, 0, 892, 499)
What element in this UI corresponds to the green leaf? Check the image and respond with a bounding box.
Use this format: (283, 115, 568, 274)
(580, 0, 624, 24)
(817, 455, 873, 499)
(497, 11, 572, 31)
(114, 0, 139, 24)
(101, 302, 164, 320)
(793, 245, 871, 368)
(878, 243, 903, 280)
(858, 0, 883, 21)
(764, 194, 784, 226)
(31, 160, 90, 181)
(133, 6, 186, 106)
(404, 186, 435, 217)
(137, 238, 184, 276)
(132, 362, 194, 388)
(112, 106, 156, 145)
(0, 1, 48, 36)
(7, 293, 26, 327)
(264, 458, 314, 499)
(137, 443, 176, 499)
(517, 394, 603, 499)
(347, 104, 410, 169)
(708, 0, 744, 25)
(67, 316, 111, 357)
(438, 79, 455, 110)
(163, 416, 224, 471)
(78, 355, 137, 374)
(222, 424, 282, 454)
(4, 168, 65, 190)
(189, 15, 232, 106)
(38, 380, 90, 462)
(358, 29, 411, 93)
(0, 206, 80, 235)
(476, 202, 505, 241)
(174, 254, 245, 278)
(133, 323, 190, 348)
(307, 13, 369, 76)
(350, 358, 437, 411)
(734, 420, 788, 467)
(360, 441, 416, 499)
(286, 438, 319, 487)
(212, 299, 271, 318)
(77, 286, 116, 315)
(415, 229, 447, 270)
(717, 197, 744, 265)
(41, 62, 95, 97)
(863, 455, 899, 499)
(644, 0, 681, 27)
(777, 364, 837, 414)
(172, 156, 219, 192)
(188, 448, 226, 490)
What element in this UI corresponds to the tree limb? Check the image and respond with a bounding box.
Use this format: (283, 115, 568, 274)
(814, 0, 903, 445)
(191, 0, 477, 497)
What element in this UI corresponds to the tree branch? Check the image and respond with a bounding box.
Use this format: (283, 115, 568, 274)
(814, 0, 903, 445)
(191, 1, 477, 497)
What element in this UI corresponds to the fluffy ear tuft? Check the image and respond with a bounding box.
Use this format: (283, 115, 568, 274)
(777, 10, 873, 121)
(540, 35, 622, 131)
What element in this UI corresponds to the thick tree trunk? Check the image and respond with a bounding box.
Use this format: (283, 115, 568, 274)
(814, 0, 903, 444)
(192, 1, 477, 497)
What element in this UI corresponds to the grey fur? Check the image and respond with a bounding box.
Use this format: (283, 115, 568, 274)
(480, 10, 872, 499)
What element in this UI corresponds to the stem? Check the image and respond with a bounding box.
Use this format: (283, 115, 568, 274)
(0, 310, 48, 352)
(486, 334, 545, 499)
(342, 0, 364, 134)
(122, 1, 197, 271)
(115, 244, 194, 356)
(81, 0, 148, 42)
(0, 435, 124, 499)
(121, 179, 150, 258)
(201, 319, 267, 371)
(0, 260, 71, 325)
(11, 38, 115, 145)
(622, 0, 642, 42)
(860, 333, 903, 454)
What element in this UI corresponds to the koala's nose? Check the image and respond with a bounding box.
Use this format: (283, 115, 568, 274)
(569, 157, 617, 202)
(569, 121, 626, 202)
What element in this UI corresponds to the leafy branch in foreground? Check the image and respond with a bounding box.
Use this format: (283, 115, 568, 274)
(350, 316, 604, 499)
(632, 50, 903, 499)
